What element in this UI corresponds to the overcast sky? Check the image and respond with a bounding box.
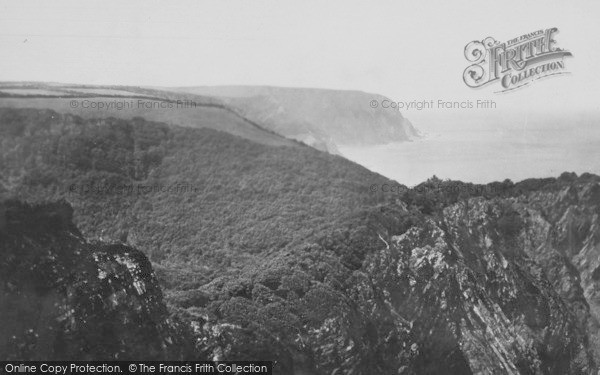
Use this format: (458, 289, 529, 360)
(1, 0, 599, 115)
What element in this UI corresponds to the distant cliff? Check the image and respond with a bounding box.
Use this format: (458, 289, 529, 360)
(171, 86, 420, 153)
(0, 200, 192, 360)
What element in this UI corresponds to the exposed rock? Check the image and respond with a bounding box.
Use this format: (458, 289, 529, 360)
(0, 200, 193, 360)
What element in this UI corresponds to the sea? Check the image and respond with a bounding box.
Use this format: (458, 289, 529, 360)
(339, 111, 600, 186)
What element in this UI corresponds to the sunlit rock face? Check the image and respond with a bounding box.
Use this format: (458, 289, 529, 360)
(400, 180, 600, 374)
(351, 210, 592, 375)
(518, 181, 600, 366)
(0, 199, 192, 360)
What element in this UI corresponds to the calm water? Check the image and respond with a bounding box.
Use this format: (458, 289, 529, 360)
(340, 113, 600, 186)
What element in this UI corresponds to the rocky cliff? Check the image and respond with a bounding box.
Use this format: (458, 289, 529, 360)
(0, 200, 192, 360)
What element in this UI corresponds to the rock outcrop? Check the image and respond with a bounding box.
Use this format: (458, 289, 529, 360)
(0, 199, 192, 360)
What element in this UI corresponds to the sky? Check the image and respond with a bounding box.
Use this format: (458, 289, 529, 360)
(1, 0, 599, 117)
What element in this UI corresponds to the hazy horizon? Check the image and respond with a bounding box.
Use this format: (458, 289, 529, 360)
(1, 0, 600, 114)
(341, 111, 600, 185)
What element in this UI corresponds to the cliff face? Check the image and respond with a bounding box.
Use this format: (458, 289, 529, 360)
(373, 180, 600, 374)
(437, 196, 596, 374)
(512, 182, 600, 363)
(0, 200, 192, 360)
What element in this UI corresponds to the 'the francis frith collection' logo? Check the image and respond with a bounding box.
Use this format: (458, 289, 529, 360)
(463, 28, 572, 92)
